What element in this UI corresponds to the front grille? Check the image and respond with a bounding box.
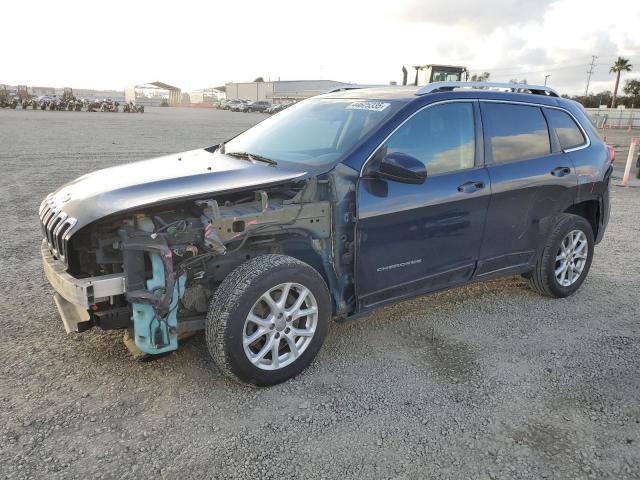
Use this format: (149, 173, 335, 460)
(39, 194, 77, 265)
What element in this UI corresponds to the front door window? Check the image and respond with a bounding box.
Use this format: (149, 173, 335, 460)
(382, 102, 476, 176)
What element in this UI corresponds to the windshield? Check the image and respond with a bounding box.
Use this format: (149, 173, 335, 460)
(221, 98, 403, 166)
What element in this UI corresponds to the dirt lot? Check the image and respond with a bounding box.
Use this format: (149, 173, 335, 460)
(1, 108, 639, 480)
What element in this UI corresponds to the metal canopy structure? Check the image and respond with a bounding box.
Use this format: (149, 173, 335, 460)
(125, 81, 182, 106)
(140, 81, 178, 90)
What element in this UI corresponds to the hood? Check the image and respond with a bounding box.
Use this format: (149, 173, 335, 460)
(41, 148, 311, 234)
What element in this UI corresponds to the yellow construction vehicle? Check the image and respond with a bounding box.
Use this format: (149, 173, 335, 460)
(401, 64, 468, 86)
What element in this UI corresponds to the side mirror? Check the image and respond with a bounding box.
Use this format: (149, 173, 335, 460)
(375, 152, 427, 184)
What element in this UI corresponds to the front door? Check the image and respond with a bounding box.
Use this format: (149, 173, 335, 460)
(355, 101, 490, 310)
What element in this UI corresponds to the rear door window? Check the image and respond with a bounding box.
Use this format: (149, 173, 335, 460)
(482, 103, 551, 164)
(544, 108, 586, 150)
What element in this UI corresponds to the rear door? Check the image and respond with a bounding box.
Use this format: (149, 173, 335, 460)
(476, 101, 579, 277)
(356, 100, 490, 309)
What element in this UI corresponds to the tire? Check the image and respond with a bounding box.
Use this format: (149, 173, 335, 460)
(206, 254, 330, 386)
(527, 213, 594, 298)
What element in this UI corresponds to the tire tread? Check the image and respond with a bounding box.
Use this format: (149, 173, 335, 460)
(206, 254, 327, 385)
(528, 213, 593, 298)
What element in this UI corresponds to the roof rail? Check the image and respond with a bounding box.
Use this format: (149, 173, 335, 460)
(416, 81, 559, 97)
(324, 84, 386, 93)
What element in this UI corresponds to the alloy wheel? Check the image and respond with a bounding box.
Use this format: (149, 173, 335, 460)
(243, 283, 318, 370)
(555, 229, 588, 287)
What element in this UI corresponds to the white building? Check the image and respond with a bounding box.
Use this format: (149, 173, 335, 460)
(189, 88, 225, 103)
(225, 80, 351, 103)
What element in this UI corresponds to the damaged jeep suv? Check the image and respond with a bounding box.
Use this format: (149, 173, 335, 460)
(40, 82, 612, 385)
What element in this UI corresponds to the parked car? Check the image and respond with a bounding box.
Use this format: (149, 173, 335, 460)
(245, 101, 271, 113)
(223, 100, 245, 112)
(231, 100, 252, 112)
(39, 82, 612, 386)
(265, 103, 279, 114)
(36, 95, 55, 103)
(266, 103, 291, 114)
(219, 99, 234, 110)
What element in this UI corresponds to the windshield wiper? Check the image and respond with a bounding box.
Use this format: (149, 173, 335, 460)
(225, 151, 278, 166)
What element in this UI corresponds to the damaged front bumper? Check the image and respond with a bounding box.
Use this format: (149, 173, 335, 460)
(41, 239, 126, 332)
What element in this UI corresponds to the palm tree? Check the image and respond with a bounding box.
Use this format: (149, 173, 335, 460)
(610, 57, 632, 108)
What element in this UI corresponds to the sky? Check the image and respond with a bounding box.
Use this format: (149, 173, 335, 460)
(2, 0, 639, 95)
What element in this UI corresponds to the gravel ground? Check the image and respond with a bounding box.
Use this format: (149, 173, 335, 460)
(1, 108, 639, 480)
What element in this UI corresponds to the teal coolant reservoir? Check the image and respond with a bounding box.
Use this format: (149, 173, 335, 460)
(131, 252, 186, 354)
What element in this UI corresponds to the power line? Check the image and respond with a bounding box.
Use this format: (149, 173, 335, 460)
(466, 62, 596, 80)
(585, 55, 598, 96)
(470, 62, 584, 74)
(468, 53, 637, 79)
(474, 56, 596, 72)
(484, 63, 595, 79)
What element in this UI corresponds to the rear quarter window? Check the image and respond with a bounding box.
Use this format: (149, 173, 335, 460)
(482, 103, 551, 164)
(544, 108, 586, 150)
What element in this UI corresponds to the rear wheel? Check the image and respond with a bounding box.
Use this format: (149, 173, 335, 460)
(206, 255, 330, 386)
(527, 213, 594, 298)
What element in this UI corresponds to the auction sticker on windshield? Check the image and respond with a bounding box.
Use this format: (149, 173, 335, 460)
(346, 101, 391, 112)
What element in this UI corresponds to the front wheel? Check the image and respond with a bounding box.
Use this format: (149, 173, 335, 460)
(527, 213, 594, 298)
(206, 255, 330, 386)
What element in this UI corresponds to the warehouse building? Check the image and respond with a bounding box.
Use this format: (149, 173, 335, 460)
(225, 80, 351, 103)
(189, 88, 225, 104)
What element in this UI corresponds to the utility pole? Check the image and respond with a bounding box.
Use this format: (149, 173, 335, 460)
(585, 55, 598, 96)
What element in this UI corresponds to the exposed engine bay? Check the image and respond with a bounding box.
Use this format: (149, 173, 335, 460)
(62, 166, 357, 355)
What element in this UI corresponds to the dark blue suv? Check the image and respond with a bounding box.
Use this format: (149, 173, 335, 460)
(40, 82, 612, 385)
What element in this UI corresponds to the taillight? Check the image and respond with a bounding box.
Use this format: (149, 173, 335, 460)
(607, 145, 615, 163)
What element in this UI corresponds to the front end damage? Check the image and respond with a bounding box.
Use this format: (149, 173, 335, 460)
(40, 165, 357, 357)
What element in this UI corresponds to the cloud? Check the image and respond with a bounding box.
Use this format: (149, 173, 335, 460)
(393, 0, 557, 30)
(461, 23, 638, 93)
(1, 0, 637, 94)
(509, 48, 551, 67)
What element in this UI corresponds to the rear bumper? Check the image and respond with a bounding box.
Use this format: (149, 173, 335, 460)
(41, 239, 126, 309)
(595, 177, 611, 244)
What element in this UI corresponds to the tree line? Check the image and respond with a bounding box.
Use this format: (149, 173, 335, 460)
(564, 79, 640, 109)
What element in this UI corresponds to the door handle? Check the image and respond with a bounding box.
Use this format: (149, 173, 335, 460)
(457, 181, 485, 193)
(551, 166, 571, 177)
